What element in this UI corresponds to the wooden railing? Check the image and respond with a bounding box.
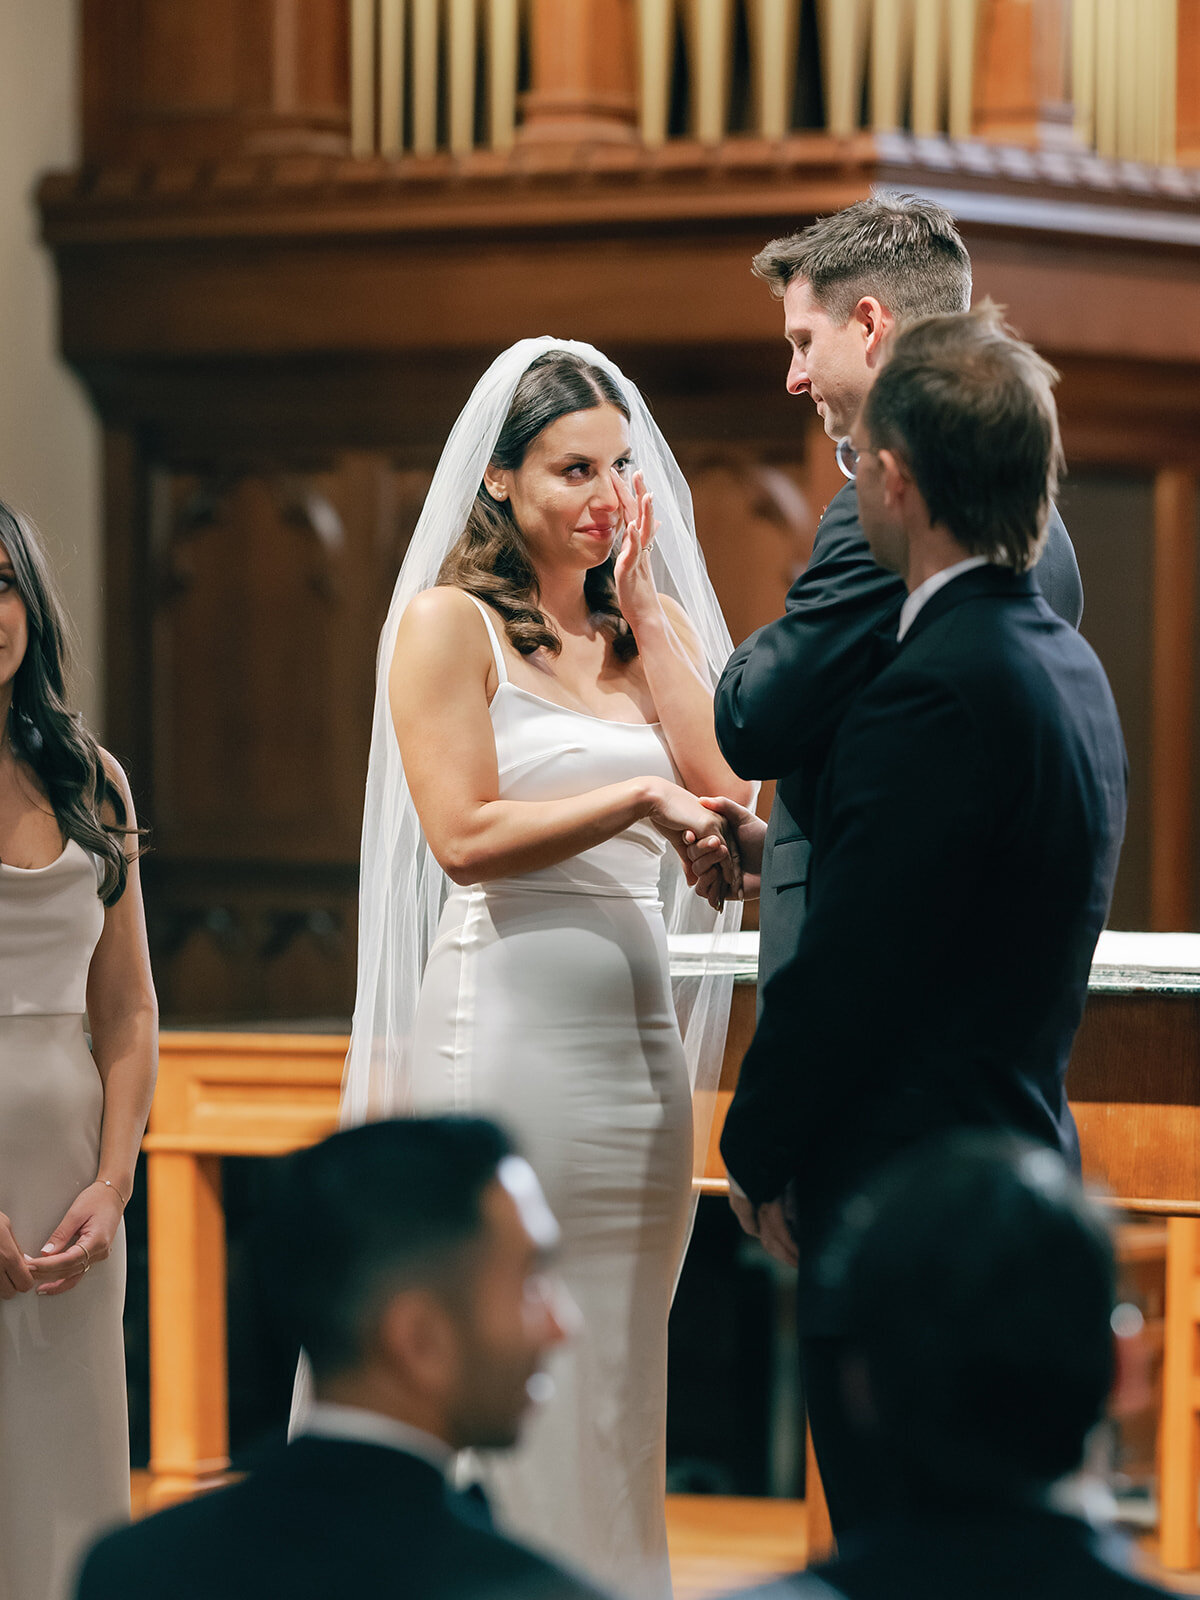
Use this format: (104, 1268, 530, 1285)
(343, 0, 1196, 164)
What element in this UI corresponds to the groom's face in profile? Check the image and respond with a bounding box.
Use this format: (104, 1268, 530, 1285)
(782, 278, 873, 440)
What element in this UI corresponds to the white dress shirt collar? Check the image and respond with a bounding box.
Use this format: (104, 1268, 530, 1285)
(897, 555, 990, 642)
(300, 1401, 454, 1476)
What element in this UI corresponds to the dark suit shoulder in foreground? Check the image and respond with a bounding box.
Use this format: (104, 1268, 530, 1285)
(75, 1439, 604, 1600)
(733, 1509, 1175, 1600)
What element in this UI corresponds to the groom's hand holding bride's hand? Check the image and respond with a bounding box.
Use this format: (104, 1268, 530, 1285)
(644, 779, 741, 906)
(727, 1179, 799, 1269)
(684, 797, 765, 906)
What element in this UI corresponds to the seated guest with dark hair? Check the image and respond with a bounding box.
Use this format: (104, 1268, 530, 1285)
(740, 1133, 1173, 1600)
(76, 1116, 602, 1600)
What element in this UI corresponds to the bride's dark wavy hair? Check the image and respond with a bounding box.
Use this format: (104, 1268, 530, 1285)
(1, 501, 138, 904)
(438, 351, 638, 661)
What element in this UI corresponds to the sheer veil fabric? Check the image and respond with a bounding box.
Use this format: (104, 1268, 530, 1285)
(345, 336, 745, 1238)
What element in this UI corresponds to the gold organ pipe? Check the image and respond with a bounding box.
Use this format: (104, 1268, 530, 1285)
(351, 0, 378, 155)
(379, 0, 406, 154)
(448, 0, 476, 153)
(686, 0, 735, 143)
(638, 0, 675, 146)
(748, 0, 800, 141)
(411, 0, 439, 155)
(488, 0, 520, 150)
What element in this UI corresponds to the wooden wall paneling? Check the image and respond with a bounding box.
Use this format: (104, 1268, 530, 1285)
(1151, 469, 1199, 931)
(148, 460, 376, 862)
(519, 0, 639, 143)
(81, 0, 351, 166)
(686, 450, 815, 646)
(102, 427, 154, 801)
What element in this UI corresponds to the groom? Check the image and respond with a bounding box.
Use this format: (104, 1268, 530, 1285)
(703, 296, 1126, 1528)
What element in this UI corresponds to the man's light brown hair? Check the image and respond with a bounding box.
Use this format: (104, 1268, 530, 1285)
(753, 193, 972, 325)
(861, 303, 1063, 573)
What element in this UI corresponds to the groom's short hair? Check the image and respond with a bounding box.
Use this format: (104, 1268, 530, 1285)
(820, 1131, 1118, 1495)
(752, 193, 972, 325)
(258, 1116, 513, 1380)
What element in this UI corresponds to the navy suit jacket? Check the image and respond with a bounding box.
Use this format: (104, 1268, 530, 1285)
(716, 486, 1084, 1005)
(718, 566, 1126, 1274)
(75, 1438, 604, 1600)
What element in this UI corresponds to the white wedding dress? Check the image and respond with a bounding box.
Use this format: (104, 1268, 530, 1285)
(410, 597, 693, 1600)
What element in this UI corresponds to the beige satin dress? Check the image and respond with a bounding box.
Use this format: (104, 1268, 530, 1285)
(0, 839, 129, 1600)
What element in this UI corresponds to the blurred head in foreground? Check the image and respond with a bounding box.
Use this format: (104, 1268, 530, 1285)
(261, 1116, 569, 1452)
(820, 1132, 1136, 1506)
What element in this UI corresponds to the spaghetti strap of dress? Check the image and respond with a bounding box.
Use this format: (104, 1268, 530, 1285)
(462, 592, 509, 685)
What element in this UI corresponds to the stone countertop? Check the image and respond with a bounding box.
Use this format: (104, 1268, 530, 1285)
(666, 930, 1200, 996)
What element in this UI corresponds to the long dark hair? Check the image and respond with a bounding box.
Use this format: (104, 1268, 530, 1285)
(438, 351, 638, 662)
(1, 502, 136, 904)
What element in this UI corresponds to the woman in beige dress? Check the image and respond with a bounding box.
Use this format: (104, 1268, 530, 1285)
(0, 502, 157, 1600)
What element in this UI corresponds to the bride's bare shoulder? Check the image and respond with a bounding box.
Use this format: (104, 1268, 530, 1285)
(393, 585, 493, 665)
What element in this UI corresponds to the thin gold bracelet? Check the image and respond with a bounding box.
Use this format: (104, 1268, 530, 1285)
(99, 1178, 129, 1208)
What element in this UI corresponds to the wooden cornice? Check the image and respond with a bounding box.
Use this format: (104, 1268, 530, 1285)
(40, 133, 1200, 250)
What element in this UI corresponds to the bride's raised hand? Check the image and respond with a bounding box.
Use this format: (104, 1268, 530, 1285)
(611, 468, 662, 631)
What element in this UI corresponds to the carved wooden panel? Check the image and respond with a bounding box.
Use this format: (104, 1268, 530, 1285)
(140, 450, 432, 1020)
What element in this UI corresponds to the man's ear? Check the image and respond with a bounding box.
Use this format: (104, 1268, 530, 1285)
(876, 448, 909, 511)
(376, 1288, 460, 1394)
(853, 296, 894, 363)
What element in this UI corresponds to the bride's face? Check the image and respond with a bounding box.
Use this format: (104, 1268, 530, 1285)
(489, 404, 632, 573)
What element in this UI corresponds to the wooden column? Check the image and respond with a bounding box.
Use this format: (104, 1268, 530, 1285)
(1150, 469, 1198, 932)
(82, 0, 351, 165)
(973, 0, 1075, 146)
(147, 1153, 230, 1508)
(1160, 1217, 1200, 1569)
(519, 0, 639, 144)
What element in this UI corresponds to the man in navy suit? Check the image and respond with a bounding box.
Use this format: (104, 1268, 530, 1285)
(76, 1118, 601, 1600)
(699, 306, 1126, 1533)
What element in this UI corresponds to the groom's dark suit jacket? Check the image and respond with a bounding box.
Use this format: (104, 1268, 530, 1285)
(716, 484, 1084, 1008)
(717, 562, 1126, 1289)
(75, 1438, 604, 1600)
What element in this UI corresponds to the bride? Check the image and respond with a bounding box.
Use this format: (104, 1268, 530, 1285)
(347, 340, 751, 1599)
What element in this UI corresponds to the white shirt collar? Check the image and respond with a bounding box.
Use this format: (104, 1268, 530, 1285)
(300, 1401, 454, 1476)
(897, 555, 991, 641)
